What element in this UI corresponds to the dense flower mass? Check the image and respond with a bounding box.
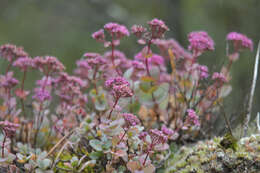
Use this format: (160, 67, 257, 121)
(0, 19, 255, 173)
(188, 31, 214, 56)
(226, 32, 253, 51)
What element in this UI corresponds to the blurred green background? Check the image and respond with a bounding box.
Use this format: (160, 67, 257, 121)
(0, 0, 259, 128)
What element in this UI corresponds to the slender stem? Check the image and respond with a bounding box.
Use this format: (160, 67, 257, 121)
(143, 142, 153, 166)
(108, 97, 119, 119)
(2, 133, 6, 158)
(93, 66, 98, 95)
(111, 38, 120, 76)
(5, 59, 13, 75)
(117, 130, 127, 144)
(145, 40, 152, 77)
(20, 70, 27, 117)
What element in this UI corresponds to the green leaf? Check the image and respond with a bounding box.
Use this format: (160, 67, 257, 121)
(89, 151, 103, 160)
(70, 156, 79, 167)
(89, 139, 103, 151)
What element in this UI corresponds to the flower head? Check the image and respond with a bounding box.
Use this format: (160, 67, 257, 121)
(148, 18, 169, 39)
(198, 65, 209, 79)
(131, 25, 147, 38)
(122, 113, 140, 127)
(104, 22, 130, 39)
(161, 125, 174, 136)
(105, 77, 133, 98)
(0, 72, 19, 88)
(92, 29, 105, 42)
(33, 56, 65, 74)
(149, 129, 168, 145)
(0, 44, 28, 62)
(13, 57, 34, 71)
(186, 109, 200, 127)
(226, 32, 253, 51)
(0, 121, 19, 137)
(212, 72, 227, 83)
(33, 88, 52, 102)
(188, 31, 214, 54)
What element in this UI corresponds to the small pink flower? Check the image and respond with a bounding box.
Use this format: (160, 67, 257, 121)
(132, 60, 145, 70)
(161, 125, 174, 136)
(149, 129, 168, 145)
(188, 31, 214, 55)
(0, 121, 19, 137)
(33, 56, 65, 74)
(198, 65, 209, 79)
(212, 72, 227, 83)
(104, 22, 129, 39)
(0, 44, 28, 62)
(105, 77, 133, 98)
(226, 32, 253, 51)
(131, 25, 147, 38)
(186, 109, 200, 127)
(0, 72, 19, 88)
(33, 88, 52, 102)
(92, 29, 105, 42)
(122, 113, 140, 127)
(148, 18, 169, 39)
(13, 57, 34, 71)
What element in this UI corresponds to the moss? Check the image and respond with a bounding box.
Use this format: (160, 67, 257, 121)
(166, 134, 260, 173)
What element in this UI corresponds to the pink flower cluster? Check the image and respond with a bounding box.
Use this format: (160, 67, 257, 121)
(149, 129, 168, 145)
(0, 121, 19, 137)
(212, 72, 227, 83)
(131, 25, 147, 38)
(227, 32, 253, 51)
(186, 109, 200, 127)
(198, 65, 209, 79)
(13, 56, 34, 71)
(104, 22, 130, 39)
(0, 72, 19, 88)
(0, 44, 28, 62)
(122, 113, 140, 127)
(33, 56, 65, 74)
(188, 31, 214, 55)
(161, 125, 174, 136)
(105, 77, 133, 99)
(148, 18, 169, 39)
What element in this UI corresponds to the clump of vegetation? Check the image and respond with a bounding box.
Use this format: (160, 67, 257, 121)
(0, 18, 254, 172)
(165, 134, 260, 173)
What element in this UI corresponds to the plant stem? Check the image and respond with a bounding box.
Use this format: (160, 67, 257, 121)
(2, 133, 6, 158)
(117, 130, 127, 144)
(108, 97, 119, 119)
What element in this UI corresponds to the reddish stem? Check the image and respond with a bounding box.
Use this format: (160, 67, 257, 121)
(111, 38, 121, 76)
(143, 142, 153, 166)
(145, 40, 152, 77)
(117, 130, 127, 144)
(20, 70, 27, 117)
(108, 97, 120, 119)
